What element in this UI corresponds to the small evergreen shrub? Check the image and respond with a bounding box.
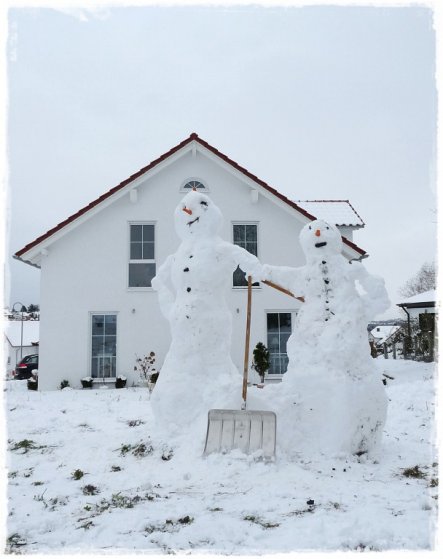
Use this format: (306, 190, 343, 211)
(252, 342, 270, 383)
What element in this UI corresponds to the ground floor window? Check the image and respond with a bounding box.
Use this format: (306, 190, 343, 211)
(267, 312, 292, 375)
(91, 314, 117, 378)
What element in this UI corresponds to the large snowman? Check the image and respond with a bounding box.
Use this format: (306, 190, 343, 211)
(151, 190, 261, 439)
(258, 219, 390, 458)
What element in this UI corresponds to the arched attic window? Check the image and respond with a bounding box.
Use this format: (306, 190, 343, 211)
(181, 179, 207, 192)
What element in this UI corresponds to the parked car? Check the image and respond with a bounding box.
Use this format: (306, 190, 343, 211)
(14, 354, 39, 380)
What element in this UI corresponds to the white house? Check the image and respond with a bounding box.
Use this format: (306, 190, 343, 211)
(397, 290, 436, 320)
(14, 133, 367, 390)
(4, 320, 39, 377)
(370, 325, 402, 348)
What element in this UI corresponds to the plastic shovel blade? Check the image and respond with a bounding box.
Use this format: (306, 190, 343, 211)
(203, 409, 276, 460)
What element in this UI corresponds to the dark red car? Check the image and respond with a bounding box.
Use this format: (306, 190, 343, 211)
(14, 354, 38, 380)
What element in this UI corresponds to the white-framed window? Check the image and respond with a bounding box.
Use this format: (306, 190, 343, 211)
(180, 178, 207, 192)
(232, 222, 259, 287)
(266, 312, 292, 376)
(128, 223, 156, 288)
(91, 313, 117, 379)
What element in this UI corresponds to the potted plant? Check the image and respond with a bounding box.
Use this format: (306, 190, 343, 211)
(81, 377, 94, 389)
(251, 342, 270, 386)
(27, 372, 38, 391)
(115, 375, 127, 389)
(134, 352, 157, 386)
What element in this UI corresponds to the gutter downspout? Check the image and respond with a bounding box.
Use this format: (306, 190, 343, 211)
(398, 304, 411, 338)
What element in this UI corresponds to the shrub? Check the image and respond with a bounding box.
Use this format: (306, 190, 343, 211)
(252, 342, 270, 383)
(60, 380, 70, 390)
(134, 352, 157, 383)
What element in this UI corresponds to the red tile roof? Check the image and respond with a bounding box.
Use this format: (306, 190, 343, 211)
(15, 133, 366, 258)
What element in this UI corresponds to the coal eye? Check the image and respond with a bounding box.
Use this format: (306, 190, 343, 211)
(309, 226, 312, 230)
(200, 200, 208, 206)
(326, 226, 329, 230)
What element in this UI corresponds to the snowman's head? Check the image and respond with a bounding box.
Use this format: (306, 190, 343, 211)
(299, 219, 343, 260)
(175, 190, 223, 240)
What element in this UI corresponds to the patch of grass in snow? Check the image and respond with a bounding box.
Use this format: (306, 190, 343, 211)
(127, 419, 144, 427)
(32, 491, 69, 511)
(161, 447, 174, 461)
(78, 490, 161, 525)
(429, 477, 438, 488)
(32, 481, 44, 486)
(401, 465, 427, 479)
(6, 533, 27, 552)
(9, 439, 46, 454)
(111, 465, 122, 472)
(117, 441, 154, 457)
(243, 514, 280, 529)
(82, 484, 100, 496)
(77, 520, 95, 531)
(145, 516, 194, 535)
(71, 469, 85, 480)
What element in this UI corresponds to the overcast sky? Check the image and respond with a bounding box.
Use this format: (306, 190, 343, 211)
(4, 3, 437, 318)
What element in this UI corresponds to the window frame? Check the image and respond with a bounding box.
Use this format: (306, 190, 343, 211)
(179, 177, 208, 192)
(89, 312, 118, 381)
(231, 221, 260, 289)
(265, 309, 296, 379)
(127, 221, 156, 290)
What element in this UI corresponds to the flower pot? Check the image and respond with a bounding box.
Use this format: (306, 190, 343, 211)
(115, 377, 127, 389)
(27, 378, 38, 391)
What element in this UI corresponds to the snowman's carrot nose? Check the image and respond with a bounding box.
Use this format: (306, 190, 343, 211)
(315, 229, 321, 237)
(183, 207, 193, 215)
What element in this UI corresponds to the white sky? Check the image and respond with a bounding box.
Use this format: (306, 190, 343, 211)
(2, 0, 439, 319)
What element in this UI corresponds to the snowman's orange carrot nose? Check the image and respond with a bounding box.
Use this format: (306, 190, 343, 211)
(183, 207, 193, 215)
(315, 229, 321, 237)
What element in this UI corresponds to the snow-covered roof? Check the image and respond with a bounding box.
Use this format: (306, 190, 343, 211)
(294, 200, 364, 228)
(397, 290, 436, 306)
(4, 320, 40, 347)
(370, 325, 401, 345)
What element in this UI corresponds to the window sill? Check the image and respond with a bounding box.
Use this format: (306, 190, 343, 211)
(127, 287, 155, 292)
(265, 374, 284, 382)
(232, 285, 261, 290)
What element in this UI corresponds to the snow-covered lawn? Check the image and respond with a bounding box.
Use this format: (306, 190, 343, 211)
(5, 359, 438, 554)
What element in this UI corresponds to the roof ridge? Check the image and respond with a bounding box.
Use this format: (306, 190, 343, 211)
(15, 133, 366, 258)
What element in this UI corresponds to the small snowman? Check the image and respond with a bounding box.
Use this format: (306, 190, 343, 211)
(151, 190, 261, 438)
(260, 219, 390, 457)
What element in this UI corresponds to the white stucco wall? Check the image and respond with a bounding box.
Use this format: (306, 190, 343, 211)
(35, 145, 360, 390)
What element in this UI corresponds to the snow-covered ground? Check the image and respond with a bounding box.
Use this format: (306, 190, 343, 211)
(4, 359, 438, 554)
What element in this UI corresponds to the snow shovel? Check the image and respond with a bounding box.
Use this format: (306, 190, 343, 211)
(203, 276, 277, 460)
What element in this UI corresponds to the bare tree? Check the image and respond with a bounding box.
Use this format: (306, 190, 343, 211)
(399, 261, 436, 298)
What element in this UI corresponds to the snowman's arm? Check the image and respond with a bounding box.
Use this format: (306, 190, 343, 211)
(151, 255, 175, 320)
(261, 264, 304, 295)
(225, 243, 263, 282)
(349, 261, 391, 317)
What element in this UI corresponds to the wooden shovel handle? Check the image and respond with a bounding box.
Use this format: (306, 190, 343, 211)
(242, 276, 252, 407)
(262, 279, 305, 303)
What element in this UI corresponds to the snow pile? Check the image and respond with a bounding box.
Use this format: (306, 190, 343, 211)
(151, 190, 261, 441)
(255, 220, 391, 458)
(5, 359, 438, 553)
